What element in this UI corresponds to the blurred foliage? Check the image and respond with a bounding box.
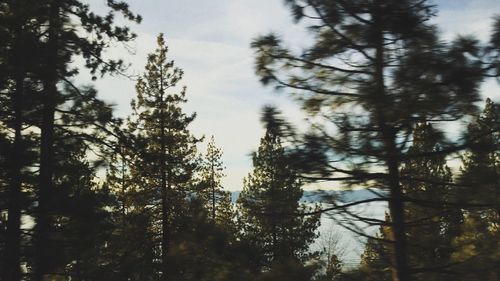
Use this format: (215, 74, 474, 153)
(0, 1, 499, 281)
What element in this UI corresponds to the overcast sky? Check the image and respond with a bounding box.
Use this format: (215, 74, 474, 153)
(80, 0, 500, 191)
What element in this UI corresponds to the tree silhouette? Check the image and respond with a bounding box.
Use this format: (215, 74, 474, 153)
(128, 34, 201, 280)
(237, 124, 320, 270)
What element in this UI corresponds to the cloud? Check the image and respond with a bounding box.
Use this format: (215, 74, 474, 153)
(78, 0, 500, 192)
(432, 0, 500, 41)
(75, 28, 305, 191)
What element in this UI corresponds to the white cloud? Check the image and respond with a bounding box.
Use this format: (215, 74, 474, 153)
(77, 0, 500, 192)
(432, 0, 500, 41)
(76, 28, 305, 191)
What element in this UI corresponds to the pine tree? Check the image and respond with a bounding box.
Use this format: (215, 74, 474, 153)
(30, 1, 140, 279)
(128, 33, 200, 280)
(400, 123, 462, 280)
(197, 136, 227, 222)
(215, 191, 237, 234)
(103, 126, 158, 280)
(458, 98, 499, 217)
(450, 99, 499, 280)
(237, 125, 320, 270)
(0, 1, 43, 279)
(251, 2, 499, 280)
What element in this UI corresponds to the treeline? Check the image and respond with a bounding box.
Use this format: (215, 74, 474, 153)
(0, 1, 325, 280)
(0, 1, 499, 281)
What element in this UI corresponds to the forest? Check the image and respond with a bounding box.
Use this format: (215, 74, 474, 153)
(0, 0, 499, 281)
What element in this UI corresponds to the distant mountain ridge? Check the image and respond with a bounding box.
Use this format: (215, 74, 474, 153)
(230, 189, 386, 204)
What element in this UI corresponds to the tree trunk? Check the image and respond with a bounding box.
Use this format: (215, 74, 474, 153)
(161, 163, 172, 281)
(159, 66, 170, 281)
(161, 186, 169, 281)
(211, 162, 216, 221)
(35, 1, 59, 280)
(372, 2, 410, 280)
(4, 67, 24, 281)
(386, 151, 410, 281)
(3, 1, 24, 276)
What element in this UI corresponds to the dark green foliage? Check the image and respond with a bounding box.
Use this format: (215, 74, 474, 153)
(106, 204, 157, 281)
(50, 146, 114, 280)
(129, 34, 199, 201)
(400, 123, 463, 280)
(449, 99, 499, 281)
(458, 98, 499, 207)
(126, 33, 201, 280)
(0, 1, 45, 279)
(34, 0, 139, 278)
(356, 102, 498, 281)
(237, 125, 321, 272)
(166, 199, 255, 281)
(197, 136, 228, 222)
(103, 144, 159, 280)
(0, 0, 140, 279)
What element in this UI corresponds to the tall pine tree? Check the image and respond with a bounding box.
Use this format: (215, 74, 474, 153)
(237, 123, 320, 271)
(450, 98, 499, 280)
(0, 1, 43, 279)
(31, 1, 140, 279)
(128, 33, 200, 280)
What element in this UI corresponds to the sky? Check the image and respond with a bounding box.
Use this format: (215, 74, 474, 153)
(79, 0, 500, 191)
